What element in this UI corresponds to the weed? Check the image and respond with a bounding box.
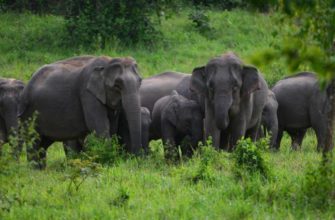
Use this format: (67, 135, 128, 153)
(233, 137, 271, 179)
(63, 154, 102, 193)
(84, 133, 127, 165)
(301, 155, 335, 210)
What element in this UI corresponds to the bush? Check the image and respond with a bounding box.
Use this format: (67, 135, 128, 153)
(83, 133, 126, 165)
(64, 0, 171, 48)
(188, 8, 214, 37)
(233, 137, 270, 178)
(191, 0, 243, 10)
(301, 157, 335, 210)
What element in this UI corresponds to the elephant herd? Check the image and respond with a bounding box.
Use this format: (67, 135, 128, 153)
(0, 52, 329, 168)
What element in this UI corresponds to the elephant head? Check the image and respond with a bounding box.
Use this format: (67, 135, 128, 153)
(261, 90, 278, 148)
(86, 57, 142, 154)
(163, 91, 203, 149)
(190, 52, 260, 146)
(0, 79, 25, 139)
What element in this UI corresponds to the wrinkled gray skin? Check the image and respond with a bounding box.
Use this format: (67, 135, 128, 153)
(260, 90, 278, 148)
(140, 72, 189, 112)
(64, 107, 151, 155)
(20, 56, 142, 168)
(151, 91, 203, 156)
(272, 72, 327, 150)
(117, 107, 151, 153)
(0, 78, 25, 156)
(190, 52, 268, 150)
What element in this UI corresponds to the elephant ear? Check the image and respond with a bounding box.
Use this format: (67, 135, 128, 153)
(86, 66, 106, 104)
(190, 66, 206, 95)
(241, 65, 260, 97)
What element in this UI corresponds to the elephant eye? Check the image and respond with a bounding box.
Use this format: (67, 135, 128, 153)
(232, 85, 239, 92)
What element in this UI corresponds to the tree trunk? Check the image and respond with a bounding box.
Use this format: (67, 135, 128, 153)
(324, 79, 335, 160)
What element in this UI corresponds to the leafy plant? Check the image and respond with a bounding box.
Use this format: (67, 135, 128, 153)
(301, 157, 335, 210)
(63, 154, 102, 193)
(84, 133, 127, 165)
(233, 137, 270, 178)
(188, 8, 214, 38)
(190, 138, 216, 183)
(110, 187, 130, 207)
(64, 0, 175, 48)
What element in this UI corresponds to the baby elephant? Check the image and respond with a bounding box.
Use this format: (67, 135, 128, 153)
(0, 78, 25, 157)
(260, 90, 278, 149)
(151, 91, 203, 157)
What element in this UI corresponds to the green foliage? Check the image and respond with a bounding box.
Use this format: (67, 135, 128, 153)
(188, 8, 215, 38)
(63, 154, 102, 193)
(190, 138, 216, 183)
(7, 112, 40, 160)
(84, 133, 127, 165)
(233, 137, 270, 178)
(110, 187, 130, 207)
(191, 0, 243, 10)
(301, 156, 335, 210)
(64, 0, 173, 48)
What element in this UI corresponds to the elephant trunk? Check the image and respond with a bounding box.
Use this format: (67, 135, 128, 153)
(122, 92, 142, 154)
(267, 116, 278, 149)
(214, 94, 231, 131)
(3, 98, 21, 158)
(204, 99, 220, 148)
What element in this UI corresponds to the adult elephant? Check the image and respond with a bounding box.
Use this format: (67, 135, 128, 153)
(272, 72, 327, 150)
(260, 90, 278, 148)
(20, 56, 142, 168)
(0, 78, 25, 157)
(140, 72, 190, 112)
(190, 52, 268, 150)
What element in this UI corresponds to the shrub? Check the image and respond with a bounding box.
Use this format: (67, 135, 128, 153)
(188, 8, 214, 37)
(191, 0, 243, 10)
(64, 154, 102, 193)
(190, 138, 216, 183)
(64, 0, 173, 48)
(233, 137, 270, 178)
(83, 133, 126, 165)
(301, 157, 335, 210)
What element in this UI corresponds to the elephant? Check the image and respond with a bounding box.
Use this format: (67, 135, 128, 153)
(117, 107, 151, 153)
(0, 78, 25, 156)
(63, 107, 151, 156)
(140, 71, 189, 112)
(190, 52, 268, 151)
(151, 90, 203, 157)
(259, 90, 278, 148)
(19, 56, 142, 168)
(272, 72, 327, 150)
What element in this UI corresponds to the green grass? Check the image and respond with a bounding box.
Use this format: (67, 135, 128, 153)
(0, 9, 334, 220)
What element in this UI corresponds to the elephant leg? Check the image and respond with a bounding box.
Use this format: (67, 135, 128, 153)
(312, 119, 326, 152)
(274, 128, 283, 150)
(288, 129, 306, 150)
(63, 139, 84, 158)
(27, 136, 53, 169)
(246, 120, 261, 142)
(229, 118, 247, 151)
(0, 124, 6, 156)
(81, 93, 110, 138)
(220, 130, 230, 151)
(161, 122, 177, 159)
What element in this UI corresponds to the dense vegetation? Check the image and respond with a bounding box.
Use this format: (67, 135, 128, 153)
(0, 7, 334, 220)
